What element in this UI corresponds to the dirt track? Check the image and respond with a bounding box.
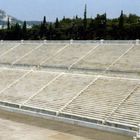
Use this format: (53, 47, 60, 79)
(0, 109, 132, 140)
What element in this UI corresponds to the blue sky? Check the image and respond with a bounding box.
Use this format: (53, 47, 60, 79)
(0, 0, 140, 21)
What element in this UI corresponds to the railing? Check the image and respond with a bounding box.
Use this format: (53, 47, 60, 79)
(0, 39, 139, 45)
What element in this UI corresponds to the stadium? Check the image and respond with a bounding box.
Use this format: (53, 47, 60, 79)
(0, 40, 140, 140)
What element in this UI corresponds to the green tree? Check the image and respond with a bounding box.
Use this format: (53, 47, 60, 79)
(118, 10, 125, 39)
(55, 18, 59, 28)
(94, 13, 107, 39)
(40, 16, 47, 39)
(89, 18, 96, 39)
(7, 17, 10, 30)
(43, 16, 46, 25)
(119, 10, 124, 29)
(1, 10, 140, 40)
(22, 21, 27, 39)
(10, 23, 22, 40)
(83, 4, 87, 29)
(128, 14, 139, 24)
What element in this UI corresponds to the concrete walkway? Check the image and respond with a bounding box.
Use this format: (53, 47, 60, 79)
(0, 109, 132, 140)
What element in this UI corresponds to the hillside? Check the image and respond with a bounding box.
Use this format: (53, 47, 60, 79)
(0, 9, 22, 26)
(0, 9, 41, 29)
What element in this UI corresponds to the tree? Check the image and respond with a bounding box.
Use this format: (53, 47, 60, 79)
(1, 9, 140, 40)
(118, 10, 125, 39)
(128, 14, 139, 24)
(40, 16, 47, 39)
(89, 18, 96, 39)
(76, 15, 78, 20)
(7, 17, 10, 30)
(93, 13, 107, 39)
(48, 23, 54, 40)
(10, 23, 22, 40)
(119, 10, 124, 29)
(43, 16, 46, 25)
(83, 4, 87, 29)
(55, 18, 59, 28)
(22, 21, 27, 39)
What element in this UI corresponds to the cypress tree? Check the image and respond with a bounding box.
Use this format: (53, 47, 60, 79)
(43, 16, 46, 25)
(83, 4, 87, 28)
(7, 17, 10, 30)
(55, 18, 59, 28)
(12, 23, 22, 40)
(119, 10, 124, 29)
(22, 21, 27, 39)
(76, 15, 78, 20)
(40, 16, 47, 39)
(119, 10, 124, 39)
(48, 23, 53, 40)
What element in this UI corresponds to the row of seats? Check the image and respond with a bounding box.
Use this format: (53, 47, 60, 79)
(0, 68, 139, 128)
(0, 43, 140, 74)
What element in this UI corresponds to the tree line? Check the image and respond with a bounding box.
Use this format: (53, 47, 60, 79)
(0, 6, 140, 40)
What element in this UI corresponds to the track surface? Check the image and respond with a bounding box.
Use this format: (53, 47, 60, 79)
(0, 109, 131, 140)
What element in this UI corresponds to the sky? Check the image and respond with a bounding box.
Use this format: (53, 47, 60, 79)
(0, 0, 140, 21)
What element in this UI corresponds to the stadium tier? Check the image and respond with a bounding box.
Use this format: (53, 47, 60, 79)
(0, 40, 140, 138)
(0, 41, 139, 75)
